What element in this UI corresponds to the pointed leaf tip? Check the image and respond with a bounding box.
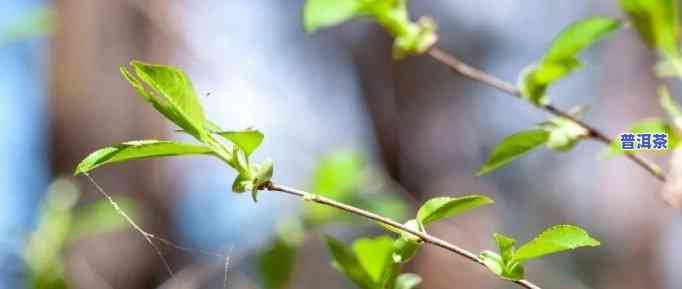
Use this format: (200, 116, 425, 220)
(512, 225, 600, 263)
(417, 195, 493, 226)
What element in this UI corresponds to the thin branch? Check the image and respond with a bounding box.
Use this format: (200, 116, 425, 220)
(427, 47, 667, 183)
(263, 182, 542, 289)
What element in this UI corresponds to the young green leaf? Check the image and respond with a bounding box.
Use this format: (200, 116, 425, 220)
(121, 61, 208, 141)
(511, 225, 600, 264)
(391, 220, 423, 263)
(416, 195, 493, 226)
(394, 273, 422, 289)
(481, 234, 524, 280)
(493, 233, 516, 263)
(303, 0, 362, 33)
(479, 251, 504, 276)
(305, 151, 366, 224)
(542, 116, 589, 151)
(352, 236, 399, 288)
(74, 140, 214, 175)
(259, 222, 303, 289)
(250, 159, 275, 202)
(302, 0, 437, 59)
(519, 17, 620, 106)
(68, 196, 139, 241)
(324, 236, 378, 289)
(260, 238, 298, 289)
(544, 18, 621, 61)
(619, 0, 679, 57)
(216, 130, 264, 157)
(477, 130, 550, 176)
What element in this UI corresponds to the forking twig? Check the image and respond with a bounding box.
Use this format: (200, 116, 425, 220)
(427, 47, 667, 183)
(262, 182, 542, 289)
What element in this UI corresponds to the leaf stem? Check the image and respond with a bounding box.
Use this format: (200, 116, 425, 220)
(427, 47, 666, 183)
(263, 182, 542, 289)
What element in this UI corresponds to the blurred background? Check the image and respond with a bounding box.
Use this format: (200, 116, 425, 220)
(1, 0, 681, 289)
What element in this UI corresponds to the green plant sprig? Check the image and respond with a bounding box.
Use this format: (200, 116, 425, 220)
(302, 0, 670, 183)
(426, 46, 666, 182)
(74, 60, 603, 289)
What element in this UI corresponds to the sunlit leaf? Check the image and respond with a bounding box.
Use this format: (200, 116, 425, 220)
(69, 196, 139, 240)
(75, 140, 213, 175)
(217, 130, 264, 157)
(519, 17, 620, 105)
(542, 116, 589, 151)
(259, 220, 303, 289)
(303, 0, 363, 33)
(305, 151, 365, 224)
(493, 233, 516, 263)
(544, 18, 621, 61)
(391, 220, 423, 263)
(325, 236, 375, 289)
(479, 251, 504, 276)
(416, 195, 493, 226)
(352, 236, 398, 287)
(394, 273, 422, 289)
(121, 61, 207, 140)
(511, 225, 600, 263)
(619, 0, 679, 57)
(477, 130, 549, 176)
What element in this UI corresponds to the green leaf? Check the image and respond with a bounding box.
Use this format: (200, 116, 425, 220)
(391, 220, 423, 263)
(602, 119, 679, 157)
(392, 236, 421, 264)
(74, 140, 213, 175)
(519, 59, 581, 106)
(313, 150, 365, 198)
(352, 236, 398, 287)
(619, 0, 679, 57)
(479, 251, 504, 276)
(479, 250, 525, 280)
(416, 195, 493, 226)
(544, 18, 621, 61)
(121, 61, 207, 140)
(325, 236, 375, 289)
(303, 0, 363, 33)
(305, 151, 365, 224)
(541, 115, 589, 151)
(481, 234, 525, 280)
(511, 225, 600, 264)
(477, 130, 550, 176)
(493, 233, 516, 263)
(259, 224, 303, 289)
(394, 273, 422, 289)
(216, 130, 264, 157)
(519, 17, 620, 106)
(250, 159, 275, 202)
(69, 196, 139, 241)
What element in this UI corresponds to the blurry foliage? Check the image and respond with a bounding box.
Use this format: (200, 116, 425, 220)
(23, 178, 139, 289)
(0, 6, 52, 47)
(258, 150, 409, 289)
(75, 0, 682, 286)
